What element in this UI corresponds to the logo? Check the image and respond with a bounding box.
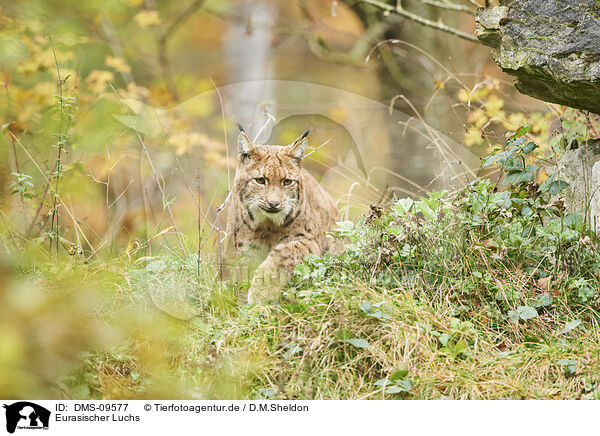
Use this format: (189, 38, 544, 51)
(3, 402, 50, 434)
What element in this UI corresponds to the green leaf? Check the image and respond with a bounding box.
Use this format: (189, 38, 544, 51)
(557, 359, 577, 374)
(521, 205, 533, 216)
(414, 201, 435, 219)
(283, 343, 302, 359)
(386, 379, 413, 394)
(481, 154, 499, 167)
(258, 387, 277, 398)
(393, 198, 414, 215)
(512, 125, 531, 139)
(345, 338, 369, 349)
(521, 141, 537, 154)
(505, 170, 533, 185)
(394, 379, 413, 392)
(558, 319, 581, 335)
(385, 386, 404, 394)
(336, 328, 352, 340)
(438, 333, 451, 346)
(453, 339, 468, 354)
(517, 306, 538, 320)
(530, 295, 553, 308)
(390, 370, 408, 381)
(367, 310, 392, 320)
(335, 221, 354, 234)
(508, 310, 520, 323)
(359, 301, 372, 314)
(549, 180, 569, 196)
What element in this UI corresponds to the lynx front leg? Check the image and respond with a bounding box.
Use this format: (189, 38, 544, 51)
(247, 238, 320, 304)
(247, 256, 285, 304)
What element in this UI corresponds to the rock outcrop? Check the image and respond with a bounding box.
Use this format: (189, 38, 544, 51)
(476, 0, 600, 114)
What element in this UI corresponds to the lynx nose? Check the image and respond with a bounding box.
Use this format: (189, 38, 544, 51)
(267, 201, 281, 209)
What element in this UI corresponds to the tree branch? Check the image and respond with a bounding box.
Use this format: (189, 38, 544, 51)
(421, 0, 475, 14)
(358, 0, 479, 43)
(158, 0, 207, 100)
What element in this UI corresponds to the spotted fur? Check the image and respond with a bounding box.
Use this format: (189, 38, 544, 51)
(226, 131, 339, 303)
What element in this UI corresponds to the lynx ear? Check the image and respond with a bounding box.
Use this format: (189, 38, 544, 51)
(238, 131, 256, 157)
(288, 128, 311, 160)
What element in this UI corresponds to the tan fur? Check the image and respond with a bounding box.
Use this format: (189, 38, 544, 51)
(226, 131, 338, 303)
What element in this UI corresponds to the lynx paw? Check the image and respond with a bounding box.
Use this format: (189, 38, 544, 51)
(247, 263, 284, 304)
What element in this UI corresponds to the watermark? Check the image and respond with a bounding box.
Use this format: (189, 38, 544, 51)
(3, 402, 50, 434)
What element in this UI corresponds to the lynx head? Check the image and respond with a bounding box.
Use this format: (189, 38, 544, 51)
(235, 129, 310, 226)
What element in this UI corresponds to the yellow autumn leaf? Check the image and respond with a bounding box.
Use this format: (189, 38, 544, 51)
(464, 127, 482, 147)
(530, 113, 550, 134)
(134, 10, 161, 28)
(169, 132, 197, 155)
(434, 80, 445, 90)
(458, 87, 489, 104)
(484, 94, 505, 118)
(32, 81, 56, 106)
(180, 93, 214, 117)
(120, 82, 151, 100)
(105, 55, 131, 73)
(483, 77, 501, 90)
(467, 109, 488, 129)
(502, 112, 528, 131)
(85, 70, 114, 94)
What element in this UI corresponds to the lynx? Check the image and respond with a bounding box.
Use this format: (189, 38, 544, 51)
(226, 129, 339, 303)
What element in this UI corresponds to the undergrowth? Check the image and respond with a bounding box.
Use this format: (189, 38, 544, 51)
(3, 128, 600, 400)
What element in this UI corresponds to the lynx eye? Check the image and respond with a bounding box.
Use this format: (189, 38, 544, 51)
(254, 177, 266, 185)
(282, 179, 293, 186)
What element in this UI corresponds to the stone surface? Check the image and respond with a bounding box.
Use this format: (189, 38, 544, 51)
(556, 140, 600, 226)
(476, 0, 600, 114)
(592, 161, 600, 232)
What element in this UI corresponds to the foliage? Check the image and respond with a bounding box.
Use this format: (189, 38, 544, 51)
(2, 1, 600, 402)
(4, 128, 599, 400)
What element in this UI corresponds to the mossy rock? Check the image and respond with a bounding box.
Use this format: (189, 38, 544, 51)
(476, 0, 600, 114)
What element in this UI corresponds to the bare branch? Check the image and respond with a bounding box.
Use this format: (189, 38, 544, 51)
(358, 0, 479, 43)
(421, 0, 475, 14)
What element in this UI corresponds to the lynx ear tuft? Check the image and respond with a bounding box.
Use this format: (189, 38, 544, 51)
(288, 128, 311, 160)
(238, 131, 256, 156)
